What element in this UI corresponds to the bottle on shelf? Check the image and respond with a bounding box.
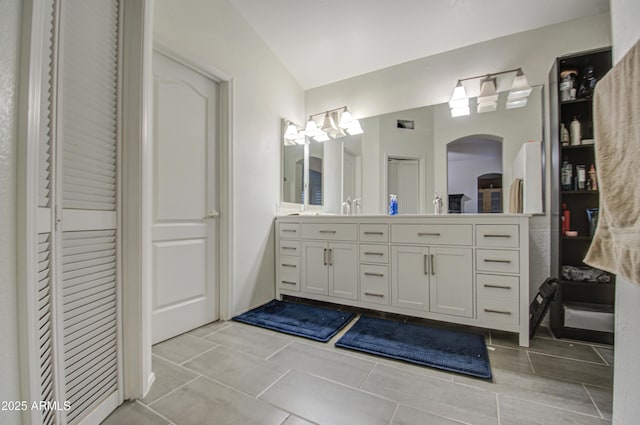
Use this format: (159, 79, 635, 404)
(561, 159, 573, 190)
(570, 116, 581, 146)
(561, 123, 570, 146)
(562, 203, 571, 235)
(576, 165, 586, 190)
(589, 164, 598, 190)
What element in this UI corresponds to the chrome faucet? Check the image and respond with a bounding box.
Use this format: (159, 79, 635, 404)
(342, 196, 352, 215)
(352, 198, 361, 215)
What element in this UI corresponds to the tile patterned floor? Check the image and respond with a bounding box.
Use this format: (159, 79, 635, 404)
(102, 305, 614, 425)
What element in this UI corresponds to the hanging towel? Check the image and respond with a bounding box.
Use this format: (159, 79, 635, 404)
(509, 178, 523, 213)
(584, 40, 640, 286)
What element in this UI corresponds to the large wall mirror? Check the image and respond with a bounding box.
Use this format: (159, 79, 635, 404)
(281, 85, 543, 215)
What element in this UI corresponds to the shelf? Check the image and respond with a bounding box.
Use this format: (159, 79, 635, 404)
(561, 144, 595, 150)
(561, 190, 598, 195)
(560, 98, 592, 105)
(560, 279, 614, 287)
(562, 236, 592, 241)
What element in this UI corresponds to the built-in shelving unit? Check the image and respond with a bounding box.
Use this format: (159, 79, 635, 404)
(549, 47, 614, 345)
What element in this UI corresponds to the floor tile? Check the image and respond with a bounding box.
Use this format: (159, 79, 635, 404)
(492, 331, 605, 363)
(486, 345, 534, 374)
(360, 364, 498, 425)
(282, 415, 316, 425)
(455, 368, 600, 416)
(498, 394, 611, 425)
(150, 376, 287, 425)
(585, 385, 613, 420)
(183, 345, 288, 396)
(102, 401, 169, 425)
(528, 353, 614, 388)
(594, 346, 615, 365)
(142, 355, 198, 404)
(391, 404, 467, 425)
(267, 341, 375, 388)
(152, 334, 217, 364)
(259, 369, 396, 425)
(187, 320, 232, 338)
(532, 325, 554, 339)
(205, 323, 291, 358)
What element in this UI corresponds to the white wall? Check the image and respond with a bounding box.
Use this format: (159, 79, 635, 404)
(306, 12, 611, 302)
(609, 2, 640, 424)
(154, 0, 305, 314)
(0, 0, 22, 424)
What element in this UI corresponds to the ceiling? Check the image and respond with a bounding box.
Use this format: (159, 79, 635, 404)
(228, 0, 609, 89)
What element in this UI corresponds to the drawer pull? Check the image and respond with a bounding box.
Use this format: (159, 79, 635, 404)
(364, 292, 385, 298)
(282, 229, 297, 233)
(430, 254, 435, 275)
(364, 231, 384, 235)
(282, 246, 297, 250)
(281, 280, 297, 285)
(483, 259, 512, 264)
(364, 272, 384, 277)
(484, 308, 512, 315)
(418, 232, 440, 236)
(364, 251, 384, 256)
(319, 230, 337, 234)
(323, 248, 328, 266)
(483, 284, 511, 289)
(424, 254, 428, 275)
(281, 263, 297, 268)
(484, 234, 511, 238)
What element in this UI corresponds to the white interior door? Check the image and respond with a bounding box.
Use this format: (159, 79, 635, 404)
(388, 158, 420, 214)
(152, 52, 219, 344)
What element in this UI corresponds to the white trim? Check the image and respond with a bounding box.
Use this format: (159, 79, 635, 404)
(150, 40, 235, 321)
(16, 1, 56, 424)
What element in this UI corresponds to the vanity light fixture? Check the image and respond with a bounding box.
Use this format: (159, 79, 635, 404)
(283, 121, 301, 141)
(305, 106, 364, 141)
(449, 68, 532, 117)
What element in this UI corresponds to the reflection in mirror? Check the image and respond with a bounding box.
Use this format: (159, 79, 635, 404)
(447, 135, 503, 213)
(308, 141, 323, 206)
(281, 120, 305, 206)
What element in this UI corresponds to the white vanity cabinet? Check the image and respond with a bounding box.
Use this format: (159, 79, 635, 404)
(276, 214, 531, 346)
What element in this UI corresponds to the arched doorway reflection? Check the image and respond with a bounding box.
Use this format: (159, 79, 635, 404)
(447, 135, 503, 213)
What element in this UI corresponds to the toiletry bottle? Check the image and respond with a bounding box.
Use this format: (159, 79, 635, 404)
(570, 116, 581, 146)
(562, 203, 571, 235)
(576, 165, 586, 190)
(389, 194, 398, 216)
(561, 123, 570, 146)
(588, 164, 598, 190)
(561, 160, 573, 190)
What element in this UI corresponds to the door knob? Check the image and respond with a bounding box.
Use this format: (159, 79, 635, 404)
(207, 210, 220, 218)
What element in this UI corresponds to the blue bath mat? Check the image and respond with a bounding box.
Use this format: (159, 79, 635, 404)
(335, 315, 492, 378)
(232, 300, 355, 342)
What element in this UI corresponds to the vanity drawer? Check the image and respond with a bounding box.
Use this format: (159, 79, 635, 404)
(477, 274, 519, 301)
(279, 240, 300, 257)
(477, 296, 518, 326)
(278, 255, 300, 291)
(279, 223, 300, 239)
(359, 244, 389, 264)
(391, 224, 472, 246)
(476, 249, 520, 274)
(359, 224, 389, 243)
(476, 225, 519, 248)
(301, 223, 357, 241)
(360, 264, 390, 305)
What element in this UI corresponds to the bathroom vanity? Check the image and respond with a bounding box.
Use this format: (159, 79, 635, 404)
(275, 214, 531, 346)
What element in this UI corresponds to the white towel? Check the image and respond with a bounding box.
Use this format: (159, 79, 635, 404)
(584, 40, 640, 286)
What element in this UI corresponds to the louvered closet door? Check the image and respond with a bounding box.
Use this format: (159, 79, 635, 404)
(55, 0, 122, 423)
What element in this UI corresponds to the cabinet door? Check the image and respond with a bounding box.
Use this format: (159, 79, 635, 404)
(301, 241, 329, 295)
(329, 242, 358, 300)
(429, 247, 473, 317)
(391, 245, 430, 310)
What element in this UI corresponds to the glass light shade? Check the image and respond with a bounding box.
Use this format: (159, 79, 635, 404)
(508, 71, 532, 100)
(478, 77, 498, 104)
(312, 131, 329, 142)
(283, 123, 300, 141)
(322, 112, 345, 139)
(294, 132, 306, 144)
(477, 101, 498, 113)
(506, 97, 528, 109)
(450, 105, 470, 117)
(305, 117, 322, 137)
(449, 81, 468, 109)
(346, 119, 363, 135)
(338, 108, 354, 129)
(283, 139, 296, 146)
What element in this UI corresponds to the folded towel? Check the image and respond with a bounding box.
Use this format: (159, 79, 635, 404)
(584, 40, 640, 286)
